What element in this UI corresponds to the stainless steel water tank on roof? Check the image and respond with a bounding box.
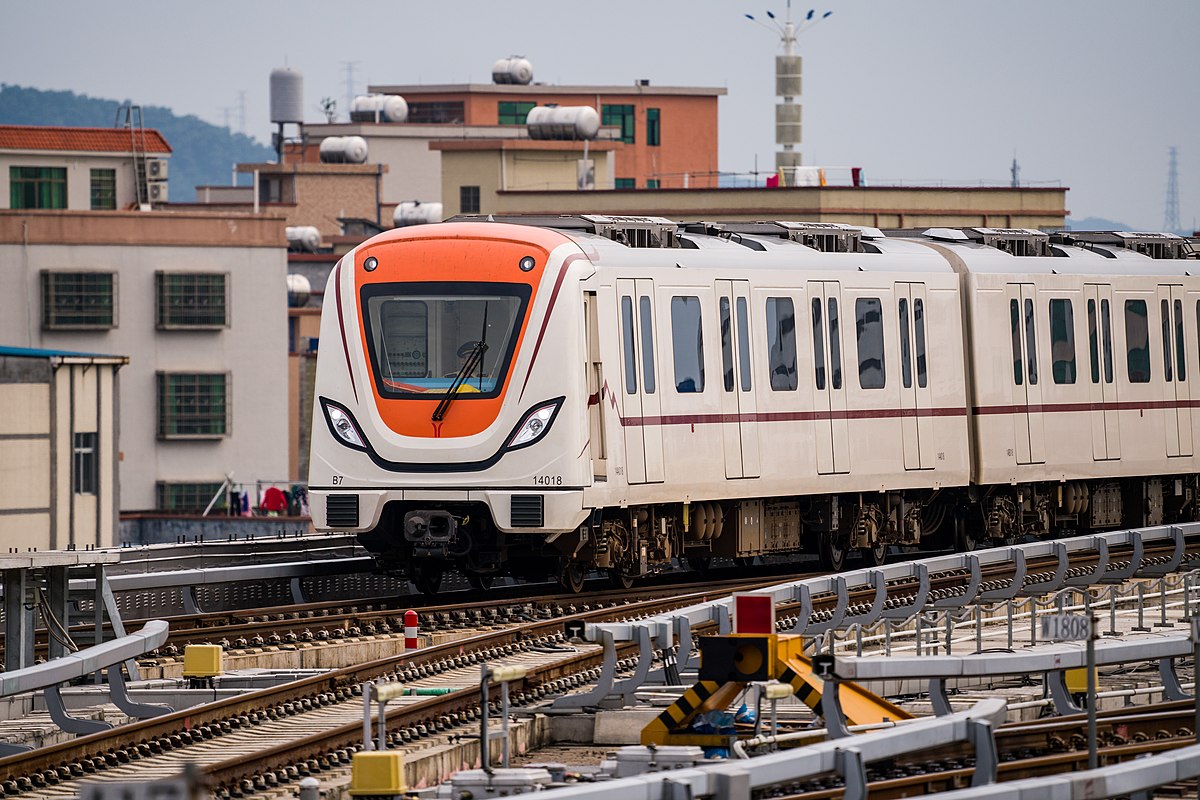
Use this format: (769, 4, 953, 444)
(393, 201, 444, 227)
(319, 136, 369, 164)
(286, 274, 312, 307)
(493, 56, 533, 85)
(350, 94, 408, 123)
(526, 106, 600, 141)
(285, 226, 321, 253)
(269, 67, 304, 124)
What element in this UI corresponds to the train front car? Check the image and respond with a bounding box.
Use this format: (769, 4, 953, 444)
(308, 223, 593, 593)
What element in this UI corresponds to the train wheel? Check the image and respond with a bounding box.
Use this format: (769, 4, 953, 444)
(953, 511, 979, 552)
(608, 569, 634, 590)
(467, 574, 494, 591)
(861, 541, 887, 567)
(817, 532, 847, 572)
(558, 563, 587, 594)
(413, 564, 443, 596)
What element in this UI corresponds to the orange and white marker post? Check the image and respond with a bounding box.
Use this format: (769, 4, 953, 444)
(403, 609, 419, 650)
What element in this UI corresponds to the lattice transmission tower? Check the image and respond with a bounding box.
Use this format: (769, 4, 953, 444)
(1164, 146, 1181, 233)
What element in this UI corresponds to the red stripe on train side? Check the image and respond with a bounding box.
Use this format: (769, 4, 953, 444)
(518, 252, 588, 402)
(333, 262, 359, 404)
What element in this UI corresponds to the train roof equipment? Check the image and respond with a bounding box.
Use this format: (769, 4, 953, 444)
(1049, 230, 1196, 260)
(447, 214, 681, 249)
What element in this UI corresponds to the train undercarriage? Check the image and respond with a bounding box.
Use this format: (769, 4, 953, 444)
(357, 475, 1200, 594)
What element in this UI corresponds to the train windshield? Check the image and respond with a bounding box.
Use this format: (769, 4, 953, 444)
(361, 282, 531, 399)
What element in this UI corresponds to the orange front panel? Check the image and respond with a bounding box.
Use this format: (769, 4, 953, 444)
(353, 224, 569, 439)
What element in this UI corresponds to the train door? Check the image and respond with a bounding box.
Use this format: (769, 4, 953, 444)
(1084, 284, 1120, 460)
(616, 279, 665, 485)
(897, 283, 935, 470)
(716, 281, 761, 479)
(1158, 285, 1193, 458)
(808, 281, 850, 475)
(584, 292, 607, 480)
(1006, 283, 1046, 465)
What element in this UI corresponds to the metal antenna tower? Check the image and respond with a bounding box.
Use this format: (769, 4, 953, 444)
(341, 61, 361, 123)
(745, 3, 832, 185)
(1010, 154, 1020, 188)
(1164, 146, 1181, 233)
(237, 91, 246, 135)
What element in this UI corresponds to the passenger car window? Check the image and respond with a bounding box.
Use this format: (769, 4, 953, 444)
(621, 295, 637, 394)
(1125, 299, 1151, 383)
(1101, 299, 1114, 383)
(827, 297, 842, 391)
(1087, 299, 1099, 384)
(1049, 299, 1076, 384)
(1161, 299, 1174, 383)
(914, 297, 928, 388)
(720, 297, 734, 392)
(765, 297, 797, 391)
(639, 296, 656, 393)
(811, 298, 826, 391)
(855, 298, 885, 389)
(670, 296, 705, 393)
(1024, 298, 1038, 385)
(1175, 299, 1186, 382)
(901, 297, 913, 388)
(736, 297, 752, 391)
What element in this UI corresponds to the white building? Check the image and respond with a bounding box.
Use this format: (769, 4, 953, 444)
(0, 126, 289, 515)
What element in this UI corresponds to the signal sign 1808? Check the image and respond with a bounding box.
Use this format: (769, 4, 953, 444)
(1040, 614, 1093, 642)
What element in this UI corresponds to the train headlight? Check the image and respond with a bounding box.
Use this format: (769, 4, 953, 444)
(505, 399, 562, 451)
(323, 401, 366, 448)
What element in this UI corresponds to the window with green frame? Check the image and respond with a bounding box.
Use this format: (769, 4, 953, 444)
(498, 101, 535, 125)
(10, 166, 66, 209)
(615, 178, 636, 189)
(156, 481, 226, 513)
(157, 372, 230, 438)
(90, 168, 116, 210)
(602, 104, 636, 143)
(647, 179, 660, 189)
(647, 108, 661, 146)
(41, 271, 116, 329)
(156, 272, 229, 328)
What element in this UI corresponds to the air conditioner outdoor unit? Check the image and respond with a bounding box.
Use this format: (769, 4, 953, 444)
(147, 159, 169, 180)
(148, 182, 169, 203)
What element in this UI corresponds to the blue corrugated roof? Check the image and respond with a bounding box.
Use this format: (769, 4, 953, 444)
(0, 345, 125, 360)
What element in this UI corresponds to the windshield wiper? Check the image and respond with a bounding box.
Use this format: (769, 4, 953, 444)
(432, 341, 488, 422)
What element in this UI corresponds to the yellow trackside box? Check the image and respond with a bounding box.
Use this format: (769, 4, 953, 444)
(350, 751, 407, 796)
(182, 644, 223, 678)
(1065, 666, 1096, 695)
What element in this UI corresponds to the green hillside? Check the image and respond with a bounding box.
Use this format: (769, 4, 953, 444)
(0, 84, 274, 203)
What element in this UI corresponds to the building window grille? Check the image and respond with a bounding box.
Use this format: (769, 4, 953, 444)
(646, 179, 660, 189)
(647, 108, 661, 146)
(90, 168, 116, 210)
(157, 372, 230, 439)
(41, 271, 116, 329)
(407, 101, 464, 124)
(460, 185, 480, 214)
(498, 101, 535, 125)
(73, 432, 97, 495)
(156, 481, 225, 513)
(10, 166, 66, 209)
(614, 178, 635, 190)
(602, 104, 636, 143)
(156, 272, 229, 328)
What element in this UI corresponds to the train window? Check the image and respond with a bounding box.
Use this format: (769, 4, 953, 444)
(720, 297, 734, 392)
(1175, 299, 1186, 382)
(1024, 298, 1038, 385)
(1049, 299, 1076, 384)
(640, 296, 656, 393)
(766, 297, 798, 391)
(1101, 299, 1114, 383)
(670, 296, 705, 393)
(621, 296, 637, 394)
(737, 297, 752, 391)
(1125, 299, 1151, 383)
(900, 297, 914, 388)
(827, 298, 842, 390)
(1088, 299, 1100, 383)
(855, 298, 885, 389)
(812, 298, 826, 391)
(1161, 299, 1174, 383)
(914, 298, 928, 388)
(1008, 299, 1022, 385)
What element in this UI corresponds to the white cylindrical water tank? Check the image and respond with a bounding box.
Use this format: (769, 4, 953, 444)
(285, 226, 321, 252)
(319, 136, 369, 164)
(492, 56, 533, 85)
(350, 94, 408, 123)
(269, 67, 304, 124)
(393, 201, 444, 227)
(286, 274, 312, 307)
(526, 106, 600, 141)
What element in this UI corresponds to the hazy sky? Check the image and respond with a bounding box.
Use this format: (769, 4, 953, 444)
(3, 0, 1196, 229)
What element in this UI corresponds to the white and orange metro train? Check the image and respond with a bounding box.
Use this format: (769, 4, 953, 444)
(307, 215, 1199, 593)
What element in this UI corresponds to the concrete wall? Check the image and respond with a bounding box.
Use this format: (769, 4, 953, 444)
(2, 153, 142, 210)
(0, 211, 289, 514)
(440, 148, 614, 216)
